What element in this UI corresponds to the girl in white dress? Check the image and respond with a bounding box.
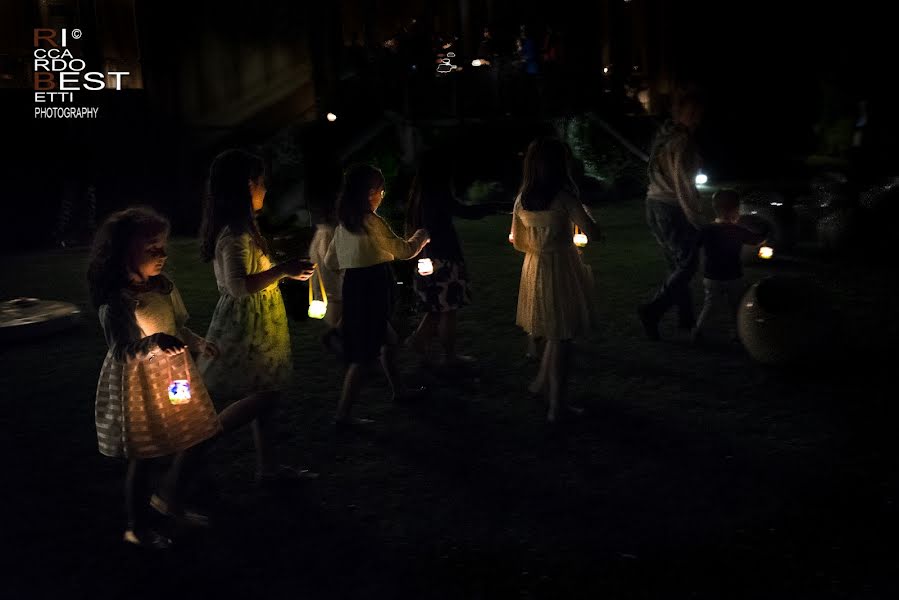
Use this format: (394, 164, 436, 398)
(89, 207, 220, 548)
(511, 138, 601, 423)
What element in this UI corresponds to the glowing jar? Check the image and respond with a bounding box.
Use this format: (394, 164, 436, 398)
(307, 269, 328, 319)
(417, 258, 434, 276)
(573, 226, 588, 247)
(168, 380, 192, 405)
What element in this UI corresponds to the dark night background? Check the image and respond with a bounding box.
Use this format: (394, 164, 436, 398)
(2, 1, 899, 599)
(2, 0, 895, 247)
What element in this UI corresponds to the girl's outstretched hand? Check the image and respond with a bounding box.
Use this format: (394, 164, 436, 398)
(282, 258, 316, 281)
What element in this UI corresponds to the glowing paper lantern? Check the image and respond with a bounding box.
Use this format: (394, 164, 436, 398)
(573, 225, 588, 247)
(758, 246, 774, 260)
(307, 268, 328, 320)
(168, 380, 191, 404)
(417, 258, 434, 276)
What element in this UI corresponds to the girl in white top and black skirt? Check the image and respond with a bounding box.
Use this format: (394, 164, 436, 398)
(324, 164, 430, 427)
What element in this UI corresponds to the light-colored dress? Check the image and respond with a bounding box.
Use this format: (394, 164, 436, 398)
(95, 276, 220, 458)
(511, 191, 597, 340)
(198, 227, 292, 402)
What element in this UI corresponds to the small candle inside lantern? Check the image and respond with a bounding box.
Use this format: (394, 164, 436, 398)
(417, 258, 434, 276)
(308, 299, 327, 320)
(168, 380, 191, 405)
(758, 245, 774, 260)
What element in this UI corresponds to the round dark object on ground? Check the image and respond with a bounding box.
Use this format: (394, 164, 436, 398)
(0, 298, 81, 343)
(737, 277, 829, 365)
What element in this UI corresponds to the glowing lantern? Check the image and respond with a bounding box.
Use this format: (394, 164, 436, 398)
(307, 268, 328, 320)
(573, 225, 588, 247)
(168, 380, 191, 404)
(695, 171, 708, 186)
(758, 246, 774, 260)
(326, 112, 337, 122)
(417, 258, 434, 276)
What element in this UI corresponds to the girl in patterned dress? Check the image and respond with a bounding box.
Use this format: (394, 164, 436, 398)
(89, 207, 221, 549)
(198, 149, 316, 485)
(404, 151, 497, 367)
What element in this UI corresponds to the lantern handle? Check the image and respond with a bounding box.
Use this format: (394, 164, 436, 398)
(308, 266, 327, 304)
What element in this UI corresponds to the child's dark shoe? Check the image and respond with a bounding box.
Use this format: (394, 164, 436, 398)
(149, 494, 210, 528)
(123, 528, 172, 550)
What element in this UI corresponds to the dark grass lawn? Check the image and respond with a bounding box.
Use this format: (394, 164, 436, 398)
(2, 201, 898, 599)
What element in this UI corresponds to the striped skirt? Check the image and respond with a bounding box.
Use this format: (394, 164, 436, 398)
(95, 350, 221, 459)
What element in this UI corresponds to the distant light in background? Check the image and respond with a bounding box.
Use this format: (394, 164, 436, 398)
(695, 172, 708, 186)
(326, 112, 337, 122)
(603, 66, 610, 74)
(472, 59, 488, 67)
(758, 246, 774, 260)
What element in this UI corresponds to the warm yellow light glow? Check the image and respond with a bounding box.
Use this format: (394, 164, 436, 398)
(308, 300, 327, 319)
(472, 59, 489, 67)
(758, 246, 774, 260)
(573, 225, 588, 247)
(308, 268, 327, 319)
(326, 113, 337, 122)
(417, 258, 434, 276)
